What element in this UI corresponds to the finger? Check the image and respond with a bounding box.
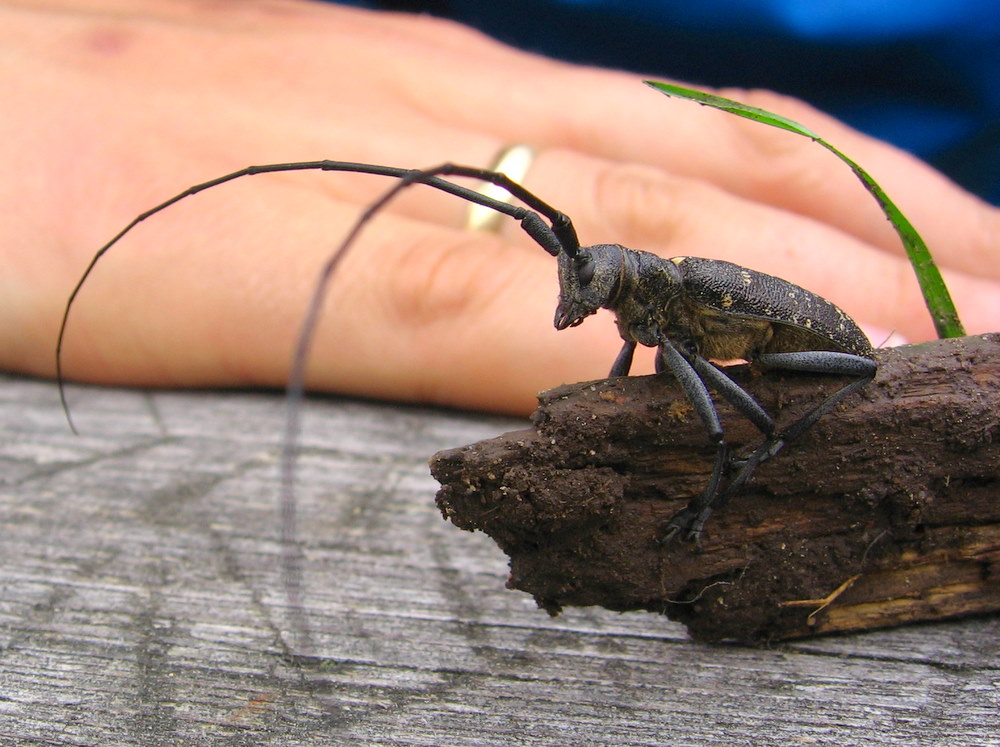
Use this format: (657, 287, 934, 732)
(41, 138, 992, 408)
(11, 2, 994, 417)
(363, 14, 1000, 278)
(45, 1, 996, 292)
(51, 1, 999, 285)
(30, 142, 983, 423)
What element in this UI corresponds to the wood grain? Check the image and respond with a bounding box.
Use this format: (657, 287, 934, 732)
(1, 372, 998, 744)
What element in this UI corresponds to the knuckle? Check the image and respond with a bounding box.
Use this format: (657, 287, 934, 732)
(379, 225, 517, 331)
(715, 87, 846, 197)
(590, 161, 721, 251)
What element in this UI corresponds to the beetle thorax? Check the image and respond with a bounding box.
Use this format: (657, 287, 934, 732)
(606, 250, 686, 347)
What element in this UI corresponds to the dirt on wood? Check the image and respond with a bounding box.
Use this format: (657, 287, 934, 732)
(431, 334, 1000, 642)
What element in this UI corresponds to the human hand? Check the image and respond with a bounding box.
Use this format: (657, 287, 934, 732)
(4, 0, 998, 414)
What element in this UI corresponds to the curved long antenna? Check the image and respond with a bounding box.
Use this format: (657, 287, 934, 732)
(55, 160, 579, 432)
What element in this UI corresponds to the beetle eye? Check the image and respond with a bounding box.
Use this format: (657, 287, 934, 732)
(577, 257, 596, 286)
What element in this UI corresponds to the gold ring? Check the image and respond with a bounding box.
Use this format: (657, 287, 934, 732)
(465, 144, 537, 232)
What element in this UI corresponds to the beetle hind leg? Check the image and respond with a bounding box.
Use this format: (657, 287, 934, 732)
(755, 350, 876, 442)
(653, 350, 876, 545)
(705, 351, 877, 531)
(742, 350, 876, 467)
(724, 355, 875, 488)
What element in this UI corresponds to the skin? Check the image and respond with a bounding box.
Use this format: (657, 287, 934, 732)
(3, 0, 998, 415)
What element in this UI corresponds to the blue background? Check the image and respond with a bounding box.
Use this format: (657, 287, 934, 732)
(339, 0, 999, 205)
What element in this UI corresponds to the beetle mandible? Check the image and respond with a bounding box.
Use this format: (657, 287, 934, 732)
(57, 160, 878, 545)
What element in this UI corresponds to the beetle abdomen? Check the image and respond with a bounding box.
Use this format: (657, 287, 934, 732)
(674, 257, 874, 358)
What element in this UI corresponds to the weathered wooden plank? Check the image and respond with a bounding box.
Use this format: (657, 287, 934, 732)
(1, 373, 998, 745)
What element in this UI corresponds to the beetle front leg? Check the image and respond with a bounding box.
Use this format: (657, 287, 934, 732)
(609, 340, 637, 377)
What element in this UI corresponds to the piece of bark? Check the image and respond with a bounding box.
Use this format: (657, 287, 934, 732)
(431, 334, 1000, 642)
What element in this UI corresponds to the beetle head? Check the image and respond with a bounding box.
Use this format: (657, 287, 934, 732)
(554, 244, 625, 330)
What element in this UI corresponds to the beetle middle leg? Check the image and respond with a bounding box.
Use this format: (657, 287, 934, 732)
(610, 339, 745, 536)
(654, 342, 780, 544)
(656, 340, 788, 543)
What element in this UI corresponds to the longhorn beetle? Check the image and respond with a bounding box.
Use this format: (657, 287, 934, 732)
(57, 160, 877, 548)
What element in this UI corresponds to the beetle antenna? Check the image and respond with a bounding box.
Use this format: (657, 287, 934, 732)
(56, 161, 579, 432)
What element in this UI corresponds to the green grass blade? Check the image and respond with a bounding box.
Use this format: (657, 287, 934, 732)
(644, 79, 965, 338)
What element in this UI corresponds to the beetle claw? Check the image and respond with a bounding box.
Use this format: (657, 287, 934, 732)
(659, 505, 709, 548)
(658, 522, 684, 546)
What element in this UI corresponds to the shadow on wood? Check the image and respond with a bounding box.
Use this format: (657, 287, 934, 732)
(431, 334, 1000, 643)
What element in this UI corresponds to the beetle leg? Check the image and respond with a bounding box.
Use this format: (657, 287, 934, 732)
(751, 350, 876, 453)
(660, 444, 729, 546)
(690, 358, 775, 436)
(656, 343, 724, 447)
(659, 351, 781, 544)
(682, 438, 780, 542)
(654, 342, 731, 544)
(609, 340, 637, 377)
(664, 351, 876, 544)
(707, 351, 877, 528)
(756, 350, 876, 377)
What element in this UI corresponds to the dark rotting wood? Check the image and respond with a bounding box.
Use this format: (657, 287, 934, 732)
(431, 334, 1000, 642)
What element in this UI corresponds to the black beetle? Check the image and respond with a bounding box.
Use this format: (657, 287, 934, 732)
(555, 243, 876, 541)
(57, 161, 877, 545)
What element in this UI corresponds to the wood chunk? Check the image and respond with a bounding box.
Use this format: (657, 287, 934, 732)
(431, 334, 1000, 642)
